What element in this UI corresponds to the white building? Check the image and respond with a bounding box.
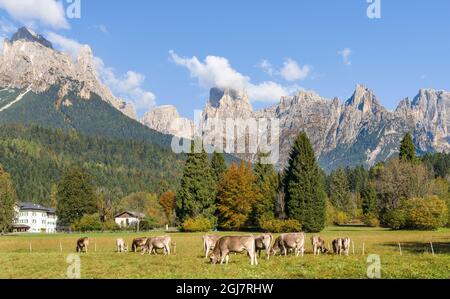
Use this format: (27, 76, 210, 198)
(13, 203, 58, 233)
(114, 211, 144, 228)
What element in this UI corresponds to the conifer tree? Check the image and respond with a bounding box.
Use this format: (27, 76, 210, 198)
(210, 151, 227, 183)
(176, 142, 216, 223)
(283, 133, 326, 232)
(362, 183, 378, 216)
(399, 133, 417, 162)
(252, 153, 278, 224)
(328, 168, 352, 214)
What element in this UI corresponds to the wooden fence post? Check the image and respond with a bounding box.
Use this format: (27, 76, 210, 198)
(398, 243, 402, 256)
(430, 242, 435, 257)
(60, 241, 63, 253)
(362, 242, 365, 256)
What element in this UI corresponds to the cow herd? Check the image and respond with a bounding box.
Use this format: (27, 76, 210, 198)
(74, 233, 352, 265)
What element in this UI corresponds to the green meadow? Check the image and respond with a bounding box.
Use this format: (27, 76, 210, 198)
(0, 227, 449, 279)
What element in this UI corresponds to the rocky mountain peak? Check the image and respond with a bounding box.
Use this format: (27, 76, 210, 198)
(346, 84, 382, 114)
(0, 28, 137, 120)
(9, 27, 53, 49)
(141, 105, 194, 139)
(208, 87, 252, 111)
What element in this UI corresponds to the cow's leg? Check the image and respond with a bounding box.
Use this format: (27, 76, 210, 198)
(166, 244, 171, 255)
(225, 255, 230, 265)
(205, 246, 210, 259)
(220, 250, 229, 265)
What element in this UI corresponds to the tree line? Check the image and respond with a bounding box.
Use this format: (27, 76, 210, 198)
(0, 129, 448, 233)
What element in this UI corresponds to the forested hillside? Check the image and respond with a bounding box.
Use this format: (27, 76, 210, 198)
(0, 125, 185, 206)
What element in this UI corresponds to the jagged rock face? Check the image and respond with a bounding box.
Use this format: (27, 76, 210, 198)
(141, 105, 194, 139)
(395, 89, 450, 153)
(10, 27, 53, 49)
(0, 28, 137, 119)
(145, 84, 448, 171)
(188, 85, 449, 171)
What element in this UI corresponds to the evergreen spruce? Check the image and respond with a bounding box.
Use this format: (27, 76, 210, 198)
(56, 166, 97, 226)
(176, 142, 216, 223)
(328, 168, 352, 214)
(399, 133, 417, 162)
(252, 153, 278, 224)
(283, 133, 326, 232)
(210, 151, 227, 183)
(362, 183, 378, 216)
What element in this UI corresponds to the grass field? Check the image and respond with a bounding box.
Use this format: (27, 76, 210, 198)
(0, 227, 449, 279)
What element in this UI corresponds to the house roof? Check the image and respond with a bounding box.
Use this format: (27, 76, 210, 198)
(114, 211, 145, 219)
(18, 202, 54, 213)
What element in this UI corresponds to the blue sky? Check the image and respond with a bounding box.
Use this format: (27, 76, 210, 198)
(0, 0, 449, 118)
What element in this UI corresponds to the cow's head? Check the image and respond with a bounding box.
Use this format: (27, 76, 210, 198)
(210, 253, 220, 264)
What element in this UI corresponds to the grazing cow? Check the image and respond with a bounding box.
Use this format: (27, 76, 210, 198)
(76, 237, 89, 253)
(116, 238, 128, 253)
(333, 237, 350, 256)
(254, 234, 273, 260)
(342, 237, 351, 256)
(271, 233, 305, 257)
(210, 236, 258, 266)
(203, 235, 220, 259)
(142, 236, 172, 255)
(131, 237, 148, 252)
(311, 235, 328, 255)
(332, 238, 343, 255)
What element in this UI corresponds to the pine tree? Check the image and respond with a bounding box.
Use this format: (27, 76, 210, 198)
(283, 133, 326, 232)
(328, 168, 352, 214)
(399, 133, 417, 162)
(362, 183, 378, 216)
(252, 153, 278, 225)
(216, 162, 259, 230)
(0, 165, 17, 234)
(176, 142, 216, 223)
(56, 166, 97, 226)
(210, 151, 227, 183)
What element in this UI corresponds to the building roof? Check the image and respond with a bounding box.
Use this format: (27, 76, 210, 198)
(114, 211, 145, 219)
(18, 202, 55, 213)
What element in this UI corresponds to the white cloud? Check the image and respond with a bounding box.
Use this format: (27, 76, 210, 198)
(280, 59, 311, 81)
(0, 0, 69, 29)
(338, 48, 352, 66)
(170, 51, 299, 103)
(94, 24, 108, 34)
(47, 32, 156, 112)
(46, 31, 83, 59)
(259, 59, 274, 76)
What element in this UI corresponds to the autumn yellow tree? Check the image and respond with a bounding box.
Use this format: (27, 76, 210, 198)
(159, 191, 176, 225)
(216, 162, 259, 230)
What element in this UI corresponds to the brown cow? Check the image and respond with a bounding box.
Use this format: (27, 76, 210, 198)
(76, 237, 89, 253)
(131, 237, 148, 252)
(332, 237, 350, 256)
(255, 234, 273, 260)
(271, 233, 305, 257)
(210, 236, 258, 266)
(203, 235, 220, 259)
(311, 235, 328, 255)
(142, 236, 172, 255)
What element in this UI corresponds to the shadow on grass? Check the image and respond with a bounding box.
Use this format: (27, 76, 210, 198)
(382, 241, 450, 254)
